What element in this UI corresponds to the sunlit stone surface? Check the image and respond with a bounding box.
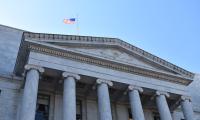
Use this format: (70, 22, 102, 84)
(0, 24, 199, 120)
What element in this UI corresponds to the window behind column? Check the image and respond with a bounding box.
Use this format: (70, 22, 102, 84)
(153, 112, 160, 120)
(153, 116, 160, 120)
(76, 100, 82, 120)
(128, 108, 133, 120)
(35, 94, 50, 120)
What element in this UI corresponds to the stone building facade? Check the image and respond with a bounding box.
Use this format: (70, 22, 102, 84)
(0, 24, 200, 120)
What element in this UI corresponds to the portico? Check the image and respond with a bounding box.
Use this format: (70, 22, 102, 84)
(15, 32, 195, 120)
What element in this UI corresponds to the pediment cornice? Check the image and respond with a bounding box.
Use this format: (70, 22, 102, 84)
(22, 32, 194, 78)
(14, 32, 194, 85)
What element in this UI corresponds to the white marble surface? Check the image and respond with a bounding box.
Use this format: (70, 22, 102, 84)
(156, 94, 172, 120)
(20, 69, 40, 120)
(129, 89, 145, 120)
(181, 99, 194, 120)
(63, 76, 77, 120)
(188, 74, 200, 109)
(97, 83, 112, 120)
(20, 65, 44, 120)
(28, 51, 187, 95)
(0, 25, 200, 120)
(0, 25, 23, 75)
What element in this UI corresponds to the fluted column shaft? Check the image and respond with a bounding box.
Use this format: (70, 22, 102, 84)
(62, 72, 80, 120)
(181, 96, 194, 120)
(97, 79, 113, 120)
(128, 85, 145, 120)
(156, 91, 172, 120)
(20, 64, 44, 120)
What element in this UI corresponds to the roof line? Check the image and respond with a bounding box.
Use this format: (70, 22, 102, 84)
(23, 32, 194, 78)
(2, 24, 193, 78)
(0, 24, 28, 32)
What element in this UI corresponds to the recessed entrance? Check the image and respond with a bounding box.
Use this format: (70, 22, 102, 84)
(35, 94, 50, 120)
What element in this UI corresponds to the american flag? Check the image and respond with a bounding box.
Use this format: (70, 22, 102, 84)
(63, 18, 76, 24)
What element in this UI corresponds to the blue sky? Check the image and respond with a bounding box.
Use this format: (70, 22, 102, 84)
(0, 0, 200, 73)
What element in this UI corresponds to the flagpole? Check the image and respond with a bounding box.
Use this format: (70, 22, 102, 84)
(76, 14, 79, 35)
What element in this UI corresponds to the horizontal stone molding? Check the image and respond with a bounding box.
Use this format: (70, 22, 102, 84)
(23, 32, 194, 78)
(27, 44, 191, 85)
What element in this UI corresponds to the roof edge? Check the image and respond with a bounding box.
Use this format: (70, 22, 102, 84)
(11, 29, 194, 79)
(22, 31, 195, 79)
(0, 24, 28, 32)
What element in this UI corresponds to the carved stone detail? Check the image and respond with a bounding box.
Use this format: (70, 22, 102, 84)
(128, 85, 143, 93)
(28, 45, 191, 85)
(96, 79, 113, 86)
(23, 32, 194, 78)
(62, 72, 80, 80)
(156, 91, 170, 98)
(181, 96, 192, 102)
(24, 64, 44, 73)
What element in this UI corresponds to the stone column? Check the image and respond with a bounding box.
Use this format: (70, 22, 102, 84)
(181, 96, 194, 120)
(62, 72, 80, 120)
(156, 91, 172, 120)
(128, 85, 145, 120)
(20, 64, 44, 120)
(96, 79, 113, 120)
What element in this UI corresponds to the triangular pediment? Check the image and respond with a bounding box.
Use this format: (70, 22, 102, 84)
(57, 46, 173, 74)
(17, 32, 194, 79)
(27, 40, 181, 76)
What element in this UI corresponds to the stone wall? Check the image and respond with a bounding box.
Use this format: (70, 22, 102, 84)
(0, 25, 23, 75)
(188, 73, 200, 119)
(0, 76, 22, 120)
(1, 76, 199, 120)
(188, 74, 200, 109)
(0, 25, 24, 120)
(0, 24, 199, 120)
(53, 95, 155, 120)
(173, 73, 200, 119)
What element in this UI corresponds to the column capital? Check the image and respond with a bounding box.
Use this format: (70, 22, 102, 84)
(96, 79, 113, 86)
(24, 64, 44, 73)
(156, 91, 170, 98)
(128, 85, 143, 93)
(181, 96, 192, 102)
(62, 72, 80, 80)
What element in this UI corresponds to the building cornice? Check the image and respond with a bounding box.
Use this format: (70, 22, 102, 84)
(21, 32, 194, 78)
(28, 44, 192, 85)
(14, 32, 194, 86)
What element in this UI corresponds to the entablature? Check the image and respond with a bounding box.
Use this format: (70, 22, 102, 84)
(20, 32, 194, 78)
(14, 32, 194, 87)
